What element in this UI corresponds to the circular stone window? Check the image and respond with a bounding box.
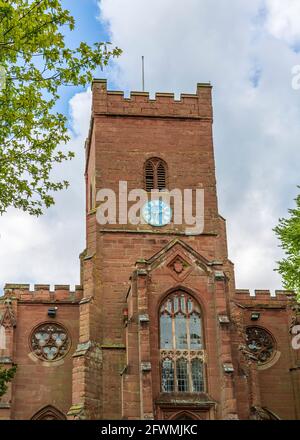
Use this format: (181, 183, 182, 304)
(246, 327, 276, 365)
(30, 323, 71, 362)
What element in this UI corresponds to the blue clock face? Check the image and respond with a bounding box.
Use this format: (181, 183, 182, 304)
(142, 200, 172, 227)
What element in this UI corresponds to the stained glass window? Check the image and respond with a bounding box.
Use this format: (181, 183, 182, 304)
(160, 291, 205, 393)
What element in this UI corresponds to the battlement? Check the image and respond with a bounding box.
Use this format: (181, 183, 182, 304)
(92, 79, 213, 119)
(2, 284, 83, 303)
(235, 289, 296, 303)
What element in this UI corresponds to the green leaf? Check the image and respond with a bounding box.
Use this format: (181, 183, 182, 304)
(0, 0, 122, 215)
(274, 188, 300, 298)
(0, 364, 17, 398)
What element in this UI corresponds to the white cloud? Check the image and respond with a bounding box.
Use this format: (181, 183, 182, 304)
(69, 88, 92, 136)
(1, 1, 299, 294)
(98, 0, 300, 291)
(227, 188, 284, 291)
(265, 0, 300, 46)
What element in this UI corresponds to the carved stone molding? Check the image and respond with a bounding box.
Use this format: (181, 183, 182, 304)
(0, 300, 16, 329)
(167, 255, 192, 282)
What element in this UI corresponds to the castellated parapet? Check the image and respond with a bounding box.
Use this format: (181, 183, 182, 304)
(2, 284, 83, 303)
(235, 289, 295, 303)
(91, 79, 213, 119)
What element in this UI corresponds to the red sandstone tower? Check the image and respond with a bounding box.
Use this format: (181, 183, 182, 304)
(68, 80, 300, 420)
(0, 81, 299, 420)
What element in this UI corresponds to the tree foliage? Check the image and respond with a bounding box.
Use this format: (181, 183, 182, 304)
(0, 364, 17, 398)
(274, 189, 300, 296)
(0, 0, 121, 215)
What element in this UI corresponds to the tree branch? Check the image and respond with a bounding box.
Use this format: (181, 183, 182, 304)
(3, 0, 46, 37)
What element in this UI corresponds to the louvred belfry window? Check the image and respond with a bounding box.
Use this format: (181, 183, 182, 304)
(160, 292, 206, 393)
(145, 158, 167, 192)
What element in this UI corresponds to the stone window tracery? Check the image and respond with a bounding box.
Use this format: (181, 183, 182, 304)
(160, 291, 205, 393)
(30, 323, 71, 362)
(246, 326, 275, 365)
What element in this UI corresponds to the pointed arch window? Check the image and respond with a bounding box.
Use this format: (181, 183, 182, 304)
(160, 291, 205, 393)
(145, 158, 167, 192)
(31, 405, 66, 420)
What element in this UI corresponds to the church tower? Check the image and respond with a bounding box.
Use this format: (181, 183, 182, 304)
(67, 80, 299, 421)
(69, 79, 240, 420)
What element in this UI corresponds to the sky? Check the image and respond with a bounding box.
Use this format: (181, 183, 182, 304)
(0, 0, 299, 294)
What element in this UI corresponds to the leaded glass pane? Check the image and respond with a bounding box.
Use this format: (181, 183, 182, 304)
(187, 298, 193, 313)
(167, 299, 172, 313)
(176, 359, 188, 392)
(173, 296, 179, 313)
(175, 313, 188, 349)
(160, 314, 173, 349)
(191, 359, 204, 392)
(180, 295, 186, 313)
(189, 313, 202, 349)
(162, 359, 175, 392)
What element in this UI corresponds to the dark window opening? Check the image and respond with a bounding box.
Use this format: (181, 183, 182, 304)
(145, 158, 167, 191)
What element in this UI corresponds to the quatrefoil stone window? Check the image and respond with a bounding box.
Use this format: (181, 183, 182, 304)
(30, 323, 71, 362)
